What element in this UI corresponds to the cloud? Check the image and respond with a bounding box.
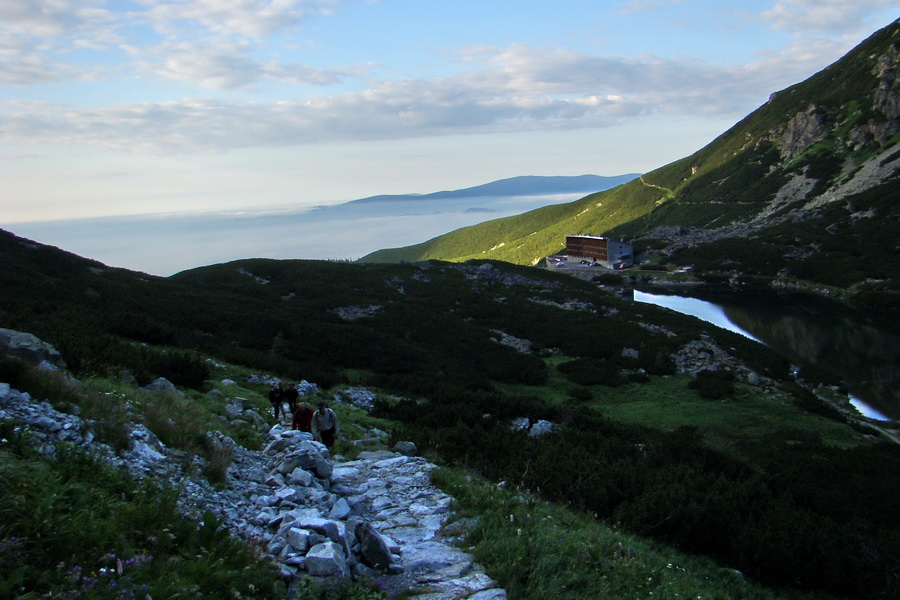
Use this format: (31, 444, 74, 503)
(0, 40, 808, 154)
(126, 38, 364, 90)
(0, 1, 354, 90)
(138, 0, 346, 38)
(0, 1, 124, 84)
(0, 41, 80, 85)
(0, 0, 98, 37)
(759, 0, 898, 35)
(0, 0, 881, 154)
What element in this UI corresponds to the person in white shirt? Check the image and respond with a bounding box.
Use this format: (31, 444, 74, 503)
(311, 401, 340, 448)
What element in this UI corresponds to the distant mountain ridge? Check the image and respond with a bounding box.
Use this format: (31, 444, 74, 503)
(348, 174, 640, 204)
(360, 20, 900, 311)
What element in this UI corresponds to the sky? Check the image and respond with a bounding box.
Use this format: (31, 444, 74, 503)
(2, 1, 899, 226)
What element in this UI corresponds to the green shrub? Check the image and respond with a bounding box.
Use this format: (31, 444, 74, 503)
(198, 434, 235, 486)
(783, 383, 848, 423)
(688, 369, 736, 400)
(557, 357, 626, 387)
(568, 386, 593, 403)
(0, 356, 80, 407)
(592, 273, 624, 285)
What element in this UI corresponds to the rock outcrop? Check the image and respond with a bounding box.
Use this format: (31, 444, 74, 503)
(0, 328, 66, 370)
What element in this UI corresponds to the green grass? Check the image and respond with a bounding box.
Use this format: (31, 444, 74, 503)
(497, 351, 866, 449)
(0, 427, 287, 600)
(432, 468, 838, 600)
(590, 378, 865, 449)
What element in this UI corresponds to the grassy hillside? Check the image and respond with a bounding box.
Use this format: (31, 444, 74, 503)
(3, 228, 900, 599)
(361, 180, 666, 265)
(360, 20, 900, 309)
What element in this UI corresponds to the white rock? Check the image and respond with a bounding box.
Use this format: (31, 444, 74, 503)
(287, 467, 314, 487)
(328, 497, 351, 520)
(305, 542, 349, 577)
(285, 528, 311, 553)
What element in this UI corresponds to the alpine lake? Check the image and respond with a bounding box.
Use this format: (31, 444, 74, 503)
(633, 286, 900, 422)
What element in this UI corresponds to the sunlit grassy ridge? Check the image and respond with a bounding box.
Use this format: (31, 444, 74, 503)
(360, 179, 666, 265)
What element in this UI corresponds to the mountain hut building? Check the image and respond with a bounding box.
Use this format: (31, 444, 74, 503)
(564, 234, 634, 268)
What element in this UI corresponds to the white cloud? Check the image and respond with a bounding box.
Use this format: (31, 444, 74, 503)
(138, 0, 346, 38)
(760, 0, 898, 35)
(0, 0, 354, 90)
(0, 40, 78, 84)
(0, 2, 888, 153)
(0, 2, 126, 85)
(0, 40, 801, 154)
(0, 0, 96, 37)
(128, 38, 363, 90)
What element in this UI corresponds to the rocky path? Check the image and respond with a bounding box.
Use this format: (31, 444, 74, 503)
(0, 380, 507, 600)
(331, 451, 506, 599)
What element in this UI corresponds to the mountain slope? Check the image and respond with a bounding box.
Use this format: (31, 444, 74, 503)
(347, 174, 640, 204)
(3, 226, 900, 599)
(360, 20, 900, 304)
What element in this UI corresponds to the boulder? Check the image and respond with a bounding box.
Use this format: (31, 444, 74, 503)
(287, 467, 314, 487)
(401, 541, 474, 573)
(126, 424, 167, 463)
(0, 328, 66, 369)
(285, 528, 311, 553)
(336, 387, 376, 410)
(142, 377, 183, 398)
(305, 542, 349, 577)
(355, 522, 393, 569)
(392, 441, 418, 457)
(328, 497, 351, 520)
(296, 380, 318, 396)
(280, 442, 333, 479)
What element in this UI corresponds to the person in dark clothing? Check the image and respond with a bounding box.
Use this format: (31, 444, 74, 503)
(268, 383, 285, 420)
(311, 401, 340, 449)
(292, 401, 314, 433)
(284, 383, 299, 415)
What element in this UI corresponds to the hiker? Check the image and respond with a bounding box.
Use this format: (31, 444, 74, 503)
(284, 383, 299, 415)
(292, 401, 314, 433)
(311, 401, 340, 448)
(268, 383, 285, 420)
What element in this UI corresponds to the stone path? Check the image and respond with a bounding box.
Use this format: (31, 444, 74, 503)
(0, 382, 507, 600)
(331, 451, 507, 599)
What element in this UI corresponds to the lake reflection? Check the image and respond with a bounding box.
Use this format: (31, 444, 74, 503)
(633, 291, 762, 343)
(634, 288, 900, 421)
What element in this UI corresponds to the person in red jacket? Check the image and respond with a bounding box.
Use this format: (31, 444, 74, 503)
(292, 401, 314, 433)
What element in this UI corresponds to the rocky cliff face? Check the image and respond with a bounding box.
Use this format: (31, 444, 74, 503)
(774, 104, 830, 160)
(637, 38, 900, 271)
